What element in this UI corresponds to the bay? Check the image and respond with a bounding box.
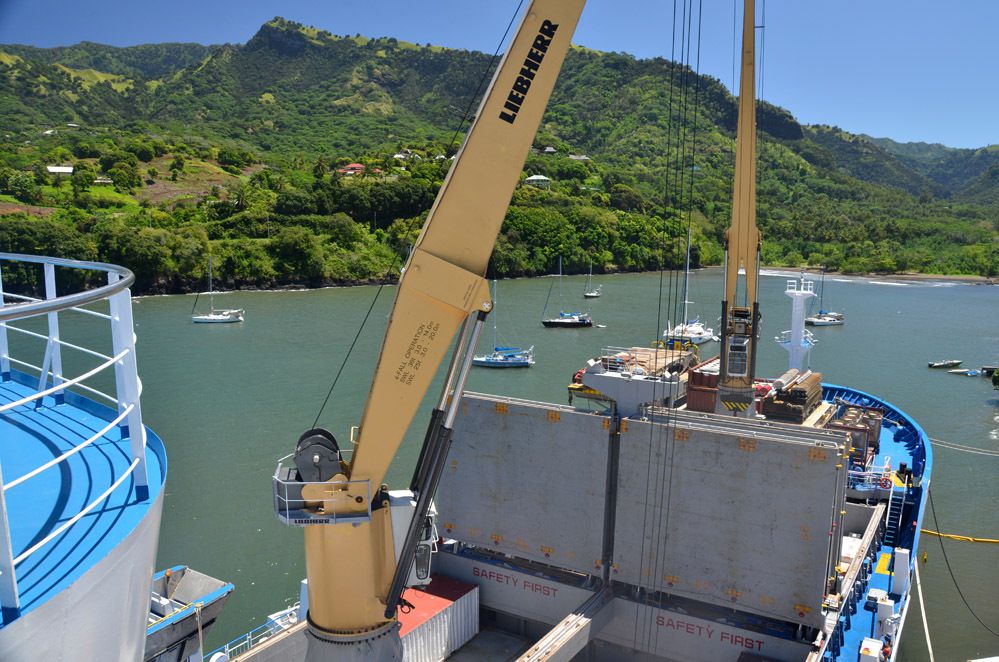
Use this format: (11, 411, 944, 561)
(136, 268, 999, 660)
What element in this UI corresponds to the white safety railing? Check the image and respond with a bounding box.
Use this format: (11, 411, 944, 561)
(775, 328, 817, 346)
(207, 603, 301, 659)
(785, 277, 815, 294)
(0, 252, 148, 622)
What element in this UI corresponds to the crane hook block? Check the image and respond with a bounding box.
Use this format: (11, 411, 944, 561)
(294, 428, 341, 483)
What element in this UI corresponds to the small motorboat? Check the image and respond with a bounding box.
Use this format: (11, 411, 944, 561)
(542, 311, 593, 328)
(472, 346, 535, 368)
(146, 566, 234, 662)
(928, 359, 962, 369)
(805, 311, 844, 326)
(948, 368, 980, 376)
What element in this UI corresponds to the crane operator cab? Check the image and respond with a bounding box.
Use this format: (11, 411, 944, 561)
(272, 428, 437, 588)
(724, 305, 755, 378)
(726, 336, 751, 378)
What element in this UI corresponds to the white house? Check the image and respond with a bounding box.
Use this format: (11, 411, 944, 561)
(46, 165, 74, 176)
(524, 174, 552, 189)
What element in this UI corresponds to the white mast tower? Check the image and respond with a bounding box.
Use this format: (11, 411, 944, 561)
(776, 272, 817, 370)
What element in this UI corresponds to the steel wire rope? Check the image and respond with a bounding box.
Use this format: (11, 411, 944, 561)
(311, 1, 526, 428)
(632, 0, 685, 648)
(647, 2, 705, 654)
(633, 0, 703, 651)
(758, 0, 766, 102)
(929, 436, 999, 457)
(927, 488, 999, 637)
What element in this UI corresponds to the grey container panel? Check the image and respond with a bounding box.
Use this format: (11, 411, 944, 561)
(613, 414, 844, 630)
(438, 393, 609, 576)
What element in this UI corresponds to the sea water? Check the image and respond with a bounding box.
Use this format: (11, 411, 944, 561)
(134, 268, 998, 660)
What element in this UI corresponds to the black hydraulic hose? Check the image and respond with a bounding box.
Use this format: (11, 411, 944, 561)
(409, 408, 446, 493)
(385, 422, 455, 619)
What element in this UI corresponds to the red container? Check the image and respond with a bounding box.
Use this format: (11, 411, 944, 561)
(686, 384, 717, 412)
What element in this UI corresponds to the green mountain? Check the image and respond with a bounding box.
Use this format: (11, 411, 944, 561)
(0, 17, 996, 290)
(866, 136, 999, 199)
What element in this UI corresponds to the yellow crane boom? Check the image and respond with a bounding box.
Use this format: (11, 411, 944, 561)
(292, 2, 587, 659)
(717, 0, 761, 415)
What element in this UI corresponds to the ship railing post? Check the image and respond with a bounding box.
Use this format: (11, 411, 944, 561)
(42, 263, 66, 404)
(109, 278, 149, 500)
(0, 262, 10, 380)
(0, 460, 20, 623)
(108, 273, 129, 419)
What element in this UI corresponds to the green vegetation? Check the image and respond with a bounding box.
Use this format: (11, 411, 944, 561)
(0, 18, 996, 295)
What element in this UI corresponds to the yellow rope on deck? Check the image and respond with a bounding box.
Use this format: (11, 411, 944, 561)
(921, 529, 999, 544)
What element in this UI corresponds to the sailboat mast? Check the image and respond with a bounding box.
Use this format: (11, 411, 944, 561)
(558, 255, 563, 311)
(683, 224, 692, 323)
(492, 280, 498, 349)
(818, 270, 824, 312)
(208, 254, 215, 314)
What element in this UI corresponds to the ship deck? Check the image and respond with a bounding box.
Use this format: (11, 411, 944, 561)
(822, 386, 931, 661)
(0, 371, 166, 624)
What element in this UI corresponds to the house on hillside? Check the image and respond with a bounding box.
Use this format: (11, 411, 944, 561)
(392, 149, 422, 161)
(337, 163, 366, 176)
(542, 146, 557, 155)
(524, 174, 552, 189)
(46, 165, 74, 177)
(568, 154, 591, 161)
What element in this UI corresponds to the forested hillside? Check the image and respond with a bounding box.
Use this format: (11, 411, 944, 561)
(0, 17, 995, 293)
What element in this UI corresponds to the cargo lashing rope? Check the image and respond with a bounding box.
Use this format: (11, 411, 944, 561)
(929, 436, 999, 457)
(927, 488, 999, 637)
(920, 529, 999, 544)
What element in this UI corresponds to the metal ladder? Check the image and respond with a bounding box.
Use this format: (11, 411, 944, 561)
(884, 476, 907, 547)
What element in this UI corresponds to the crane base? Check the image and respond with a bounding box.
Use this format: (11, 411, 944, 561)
(304, 619, 401, 662)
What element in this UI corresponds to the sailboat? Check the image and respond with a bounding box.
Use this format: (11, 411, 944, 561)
(191, 255, 244, 324)
(804, 268, 844, 326)
(472, 280, 535, 368)
(664, 230, 715, 344)
(541, 256, 593, 328)
(583, 259, 601, 298)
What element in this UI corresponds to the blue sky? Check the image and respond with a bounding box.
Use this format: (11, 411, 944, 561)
(1, 0, 995, 148)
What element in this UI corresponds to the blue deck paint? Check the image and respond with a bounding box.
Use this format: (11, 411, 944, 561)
(0, 370, 167, 625)
(821, 385, 931, 661)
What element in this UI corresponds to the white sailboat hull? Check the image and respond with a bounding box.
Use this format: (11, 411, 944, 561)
(192, 309, 244, 323)
(665, 321, 715, 344)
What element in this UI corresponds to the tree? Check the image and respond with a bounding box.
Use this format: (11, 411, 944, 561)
(71, 166, 95, 196)
(269, 227, 325, 281)
(275, 189, 316, 216)
(609, 183, 646, 213)
(32, 163, 50, 186)
(3, 171, 42, 204)
(312, 157, 329, 181)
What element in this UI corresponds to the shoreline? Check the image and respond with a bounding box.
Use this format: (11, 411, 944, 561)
(132, 266, 996, 298)
(757, 266, 996, 286)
